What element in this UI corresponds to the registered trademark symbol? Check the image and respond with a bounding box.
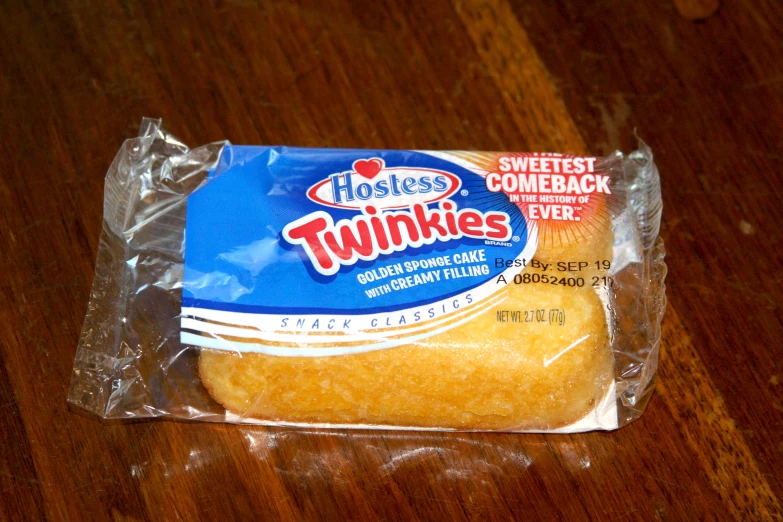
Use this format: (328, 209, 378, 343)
(460, 189, 469, 196)
(512, 235, 520, 242)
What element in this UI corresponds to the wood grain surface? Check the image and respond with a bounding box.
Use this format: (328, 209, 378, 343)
(1, 0, 782, 520)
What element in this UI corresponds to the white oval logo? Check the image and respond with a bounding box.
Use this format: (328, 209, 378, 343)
(306, 158, 462, 210)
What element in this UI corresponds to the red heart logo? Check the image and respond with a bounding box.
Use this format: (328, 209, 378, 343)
(353, 158, 384, 179)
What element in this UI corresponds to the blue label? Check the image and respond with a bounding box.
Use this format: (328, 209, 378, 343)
(181, 146, 532, 352)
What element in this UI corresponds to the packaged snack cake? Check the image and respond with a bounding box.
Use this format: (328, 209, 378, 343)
(68, 119, 666, 432)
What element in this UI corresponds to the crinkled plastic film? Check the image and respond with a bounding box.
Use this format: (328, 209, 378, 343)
(68, 118, 666, 432)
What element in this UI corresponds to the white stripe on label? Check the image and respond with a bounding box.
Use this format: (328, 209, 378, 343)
(181, 294, 507, 357)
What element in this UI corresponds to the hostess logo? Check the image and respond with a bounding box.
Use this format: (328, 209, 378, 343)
(306, 158, 461, 210)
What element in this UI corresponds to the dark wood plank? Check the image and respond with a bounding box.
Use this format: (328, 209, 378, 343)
(0, 0, 782, 520)
(512, 0, 783, 506)
(0, 349, 47, 522)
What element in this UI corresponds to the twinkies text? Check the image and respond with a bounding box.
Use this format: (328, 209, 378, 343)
(282, 201, 511, 276)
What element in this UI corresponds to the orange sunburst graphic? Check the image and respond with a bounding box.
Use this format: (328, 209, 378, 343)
(446, 151, 625, 251)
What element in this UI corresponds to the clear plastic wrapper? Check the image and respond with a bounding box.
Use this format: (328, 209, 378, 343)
(69, 118, 666, 432)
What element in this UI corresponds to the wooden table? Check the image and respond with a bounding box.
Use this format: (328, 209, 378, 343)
(1, 1, 782, 520)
